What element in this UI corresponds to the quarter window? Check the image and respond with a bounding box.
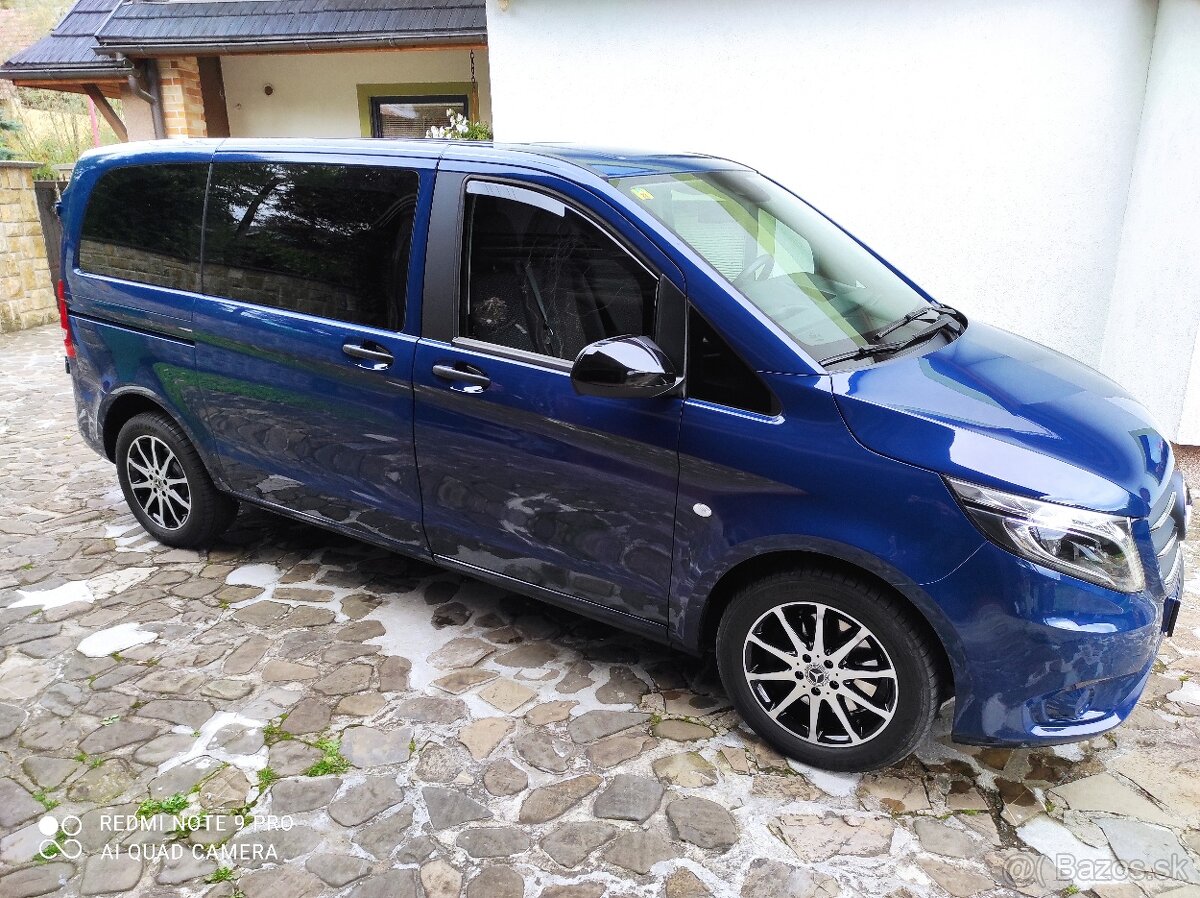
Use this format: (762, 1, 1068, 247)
(461, 183, 657, 361)
(79, 163, 208, 292)
(203, 163, 419, 330)
(688, 307, 777, 415)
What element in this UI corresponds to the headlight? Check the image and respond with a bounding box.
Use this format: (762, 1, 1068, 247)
(947, 478, 1145, 593)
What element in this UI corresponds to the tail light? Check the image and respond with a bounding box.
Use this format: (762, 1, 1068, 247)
(57, 279, 76, 359)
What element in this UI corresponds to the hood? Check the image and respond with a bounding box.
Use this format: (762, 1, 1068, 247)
(831, 322, 1173, 518)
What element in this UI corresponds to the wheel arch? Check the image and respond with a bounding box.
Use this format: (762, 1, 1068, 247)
(689, 546, 962, 702)
(101, 389, 223, 484)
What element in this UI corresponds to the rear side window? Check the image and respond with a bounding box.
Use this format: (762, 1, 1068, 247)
(79, 163, 208, 292)
(204, 162, 419, 330)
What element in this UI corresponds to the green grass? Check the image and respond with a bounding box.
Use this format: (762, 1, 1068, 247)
(32, 791, 58, 812)
(304, 737, 350, 777)
(263, 719, 291, 746)
(74, 752, 104, 769)
(34, 829, 67, 863)
(137, 792, 189, 818)
(256, 767, 279, 790)
(207, 867, 236, 883)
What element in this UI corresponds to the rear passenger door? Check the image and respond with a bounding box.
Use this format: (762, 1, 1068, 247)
(192, 154, 430, 552)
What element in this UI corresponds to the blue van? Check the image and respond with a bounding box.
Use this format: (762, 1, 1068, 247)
(58, 139, 1187, 771)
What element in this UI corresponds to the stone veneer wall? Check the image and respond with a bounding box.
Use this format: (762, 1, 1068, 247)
(159, 57, 208, 139)
(0, 162, 56, 333)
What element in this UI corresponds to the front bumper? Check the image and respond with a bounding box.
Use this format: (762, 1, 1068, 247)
(926, 539, 1176, 746)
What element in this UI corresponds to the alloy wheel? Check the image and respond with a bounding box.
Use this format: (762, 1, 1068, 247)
(125, 434, 191, 531)
(742, 601, 898, 747)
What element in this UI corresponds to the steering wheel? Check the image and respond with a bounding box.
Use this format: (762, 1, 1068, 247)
(733, 253, 774, 288)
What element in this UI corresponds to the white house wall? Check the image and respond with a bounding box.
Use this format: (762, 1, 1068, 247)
(221, 48, 491, 138)
(1100, 0, 1200, 444)
(484, 0, 1200, 440)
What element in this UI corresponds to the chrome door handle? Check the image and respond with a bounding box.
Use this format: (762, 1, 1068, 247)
(342, 341, 394, 366)
(432, 363, 491, 389)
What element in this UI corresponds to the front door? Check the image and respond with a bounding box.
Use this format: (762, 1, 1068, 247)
(413, 172, 684, 625)
(192, 155, 430, 552)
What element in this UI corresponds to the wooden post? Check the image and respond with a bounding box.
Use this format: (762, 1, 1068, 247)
(82, 84, 129, 142)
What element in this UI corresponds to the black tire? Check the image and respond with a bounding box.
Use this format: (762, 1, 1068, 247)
(115, 412, 238, 549)
(716, 567, 940, 772)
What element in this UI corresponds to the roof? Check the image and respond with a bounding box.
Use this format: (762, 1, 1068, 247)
(0, 0, 131, 83)
(520, 143, 745, 179)
(93, 0, 487, 56)
(2, 0, 485, 85)
(76, 138, 743, 182)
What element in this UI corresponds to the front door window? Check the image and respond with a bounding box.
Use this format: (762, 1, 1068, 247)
(461, 181, 658, 361)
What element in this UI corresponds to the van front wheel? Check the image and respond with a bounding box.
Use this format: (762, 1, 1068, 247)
(115, 412, 237, 548)
(716, 568, 940, 772)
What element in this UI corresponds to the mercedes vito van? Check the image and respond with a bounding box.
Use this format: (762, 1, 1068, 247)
(58, 139, 1187, 771)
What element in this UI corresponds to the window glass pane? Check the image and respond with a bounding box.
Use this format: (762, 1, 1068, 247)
(612, 171, 926, 359)
(463, 190, 657, 361)
(79, 163, 208, 291)
(204, 162, 419, 329)
(687, 307, 776, 414)
(373, 97, 466, 139)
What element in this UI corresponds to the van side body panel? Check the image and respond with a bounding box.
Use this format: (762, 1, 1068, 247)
(61, 144, 218, 476)
(190, 149, 438, 554)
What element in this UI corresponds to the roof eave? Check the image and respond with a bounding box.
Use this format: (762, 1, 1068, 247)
(0, 63, 131, 82)
(93, 30, 487, 57)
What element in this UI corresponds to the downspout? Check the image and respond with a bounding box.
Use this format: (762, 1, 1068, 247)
(125, 58, 166, 139)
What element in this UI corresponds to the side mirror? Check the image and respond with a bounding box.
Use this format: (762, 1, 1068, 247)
(571, 335, 682, 399)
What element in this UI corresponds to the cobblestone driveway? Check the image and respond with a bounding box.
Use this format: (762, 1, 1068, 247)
(2, 323, 1200, 898)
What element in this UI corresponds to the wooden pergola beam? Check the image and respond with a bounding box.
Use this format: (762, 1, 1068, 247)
(82, 83, 128, 142)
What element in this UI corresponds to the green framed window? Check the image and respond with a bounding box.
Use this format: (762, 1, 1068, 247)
(370, 94, 468, 139)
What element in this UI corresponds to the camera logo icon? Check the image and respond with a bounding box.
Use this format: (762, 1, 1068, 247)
(37, 815, 83, 860)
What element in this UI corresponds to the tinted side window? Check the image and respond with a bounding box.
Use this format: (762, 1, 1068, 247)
(688, 307, 777, 415)
(204, 163, 419, 330)
(462, 186, 657, 361)
(79, 163, 208, 292)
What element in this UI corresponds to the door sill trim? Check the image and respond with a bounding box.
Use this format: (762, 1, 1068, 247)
(434, 554, 670, 646)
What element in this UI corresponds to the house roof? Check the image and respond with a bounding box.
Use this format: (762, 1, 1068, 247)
(0, 0, 132, 83)
(93, 0, 487, 56)
(2, 0, 486, 86)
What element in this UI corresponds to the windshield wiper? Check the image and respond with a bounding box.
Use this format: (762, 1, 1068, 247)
(819, 306, 965, 367)
(871, 306, 939, 343)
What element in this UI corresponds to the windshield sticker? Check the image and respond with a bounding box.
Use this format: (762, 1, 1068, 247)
(630, 186, 654, 201)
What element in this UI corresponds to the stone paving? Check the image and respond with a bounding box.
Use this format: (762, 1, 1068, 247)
(2, 322, 1200, 898)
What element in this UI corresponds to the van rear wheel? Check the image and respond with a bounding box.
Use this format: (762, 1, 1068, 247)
(115, 412, 237, 548)
(716, 567, 940, 772)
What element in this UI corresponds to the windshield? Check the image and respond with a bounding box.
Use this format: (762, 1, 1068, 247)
(610, 170, 929, 361)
